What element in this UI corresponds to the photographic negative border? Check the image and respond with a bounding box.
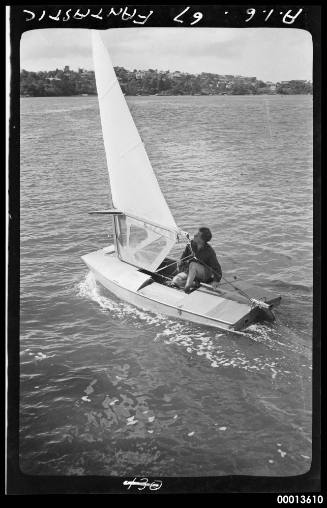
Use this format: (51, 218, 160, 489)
(6, 4, 322, 496)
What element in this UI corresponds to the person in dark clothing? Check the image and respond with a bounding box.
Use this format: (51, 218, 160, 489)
(172, 227, 222, 293)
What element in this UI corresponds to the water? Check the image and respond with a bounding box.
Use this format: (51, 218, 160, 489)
(20, 95, 313, 477)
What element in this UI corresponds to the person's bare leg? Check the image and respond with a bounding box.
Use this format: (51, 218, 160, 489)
(185, 262, 198, 291)
(172, 272, 187, 288)
(185, 263, 208, 292)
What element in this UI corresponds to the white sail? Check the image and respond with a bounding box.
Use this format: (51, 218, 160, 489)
(91, 31, 178, 229)
(91, 30, 179, 271)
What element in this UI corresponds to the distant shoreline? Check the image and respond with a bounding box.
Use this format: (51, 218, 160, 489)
(20, 93, 312, 98)
(20, 67, 312, 98)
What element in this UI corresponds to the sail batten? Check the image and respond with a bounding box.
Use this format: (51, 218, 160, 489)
(91, 31, 178, 270)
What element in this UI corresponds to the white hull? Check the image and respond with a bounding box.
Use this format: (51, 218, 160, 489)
(81, 245, 281, 333)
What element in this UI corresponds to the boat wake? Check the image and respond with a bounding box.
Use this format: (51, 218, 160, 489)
(77, 271, 167, 326)
(154, 322, 288, 380)
(77, 272, 310, 381)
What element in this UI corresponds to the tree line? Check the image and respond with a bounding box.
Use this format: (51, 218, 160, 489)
(20, 67, 313, 97)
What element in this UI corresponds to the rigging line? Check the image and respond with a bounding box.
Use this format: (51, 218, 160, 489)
(155, 254, 244, 287)
(186, 235, 254, 302)
(220, 274, 252, 301)
(156, 257, 244, 288)
(155, 237, 258, 303)
(141, 269, 171, 282)
(154, 254, 194, 274)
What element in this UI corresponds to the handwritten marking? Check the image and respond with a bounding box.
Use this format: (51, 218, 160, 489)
(121, 6, 136, 21)
(173, 6, 203, 25)
(133, 11, 153, 25)
(74, 9, 90, 20)
(23, 10, 35, 21)
(283, 9, 303, 24)
(173, 6, 190, 24)
(22, 7, 304, 26)
(48, 10, 61, 21)
(91, 8, 103, 20)
(107, 7, 122, 17)
(22, 6, 153, 25)
(190, 12, 203, 25)
(123, 478, 162, 491)
(245, 8, 256, 22)
(62, 9, 72, 22)
(264, 9, 274, 21)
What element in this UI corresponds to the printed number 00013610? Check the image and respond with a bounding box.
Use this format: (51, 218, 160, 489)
(277, 496, 324, 504)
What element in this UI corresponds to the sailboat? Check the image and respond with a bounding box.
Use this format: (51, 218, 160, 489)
(81, 31, 281, 334)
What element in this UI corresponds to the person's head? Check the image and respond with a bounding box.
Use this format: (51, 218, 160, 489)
(194, 227, 212, 245)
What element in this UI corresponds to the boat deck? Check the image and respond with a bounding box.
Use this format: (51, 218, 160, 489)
(82, 246, 281, 332)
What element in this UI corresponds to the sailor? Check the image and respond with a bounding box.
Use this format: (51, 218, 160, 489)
(173, 227, 222, 293)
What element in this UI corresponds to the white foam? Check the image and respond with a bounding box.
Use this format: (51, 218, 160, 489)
(78, 274, 297, 381)
(159, 326, 289, 379)
(34, 352, 55, 361)
(109, 399, 119, 406)
(78, 272, 167, 326)
(126, 419, 138, 426)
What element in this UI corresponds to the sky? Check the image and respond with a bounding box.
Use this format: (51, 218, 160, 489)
(20, 27, 312, 82)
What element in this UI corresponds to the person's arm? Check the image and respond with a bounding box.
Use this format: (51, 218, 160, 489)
(178, 245, 191, 271)
(180, 245, 189, 260)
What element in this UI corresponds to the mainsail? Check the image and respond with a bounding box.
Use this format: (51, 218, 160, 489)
(91, 30, 180, 271)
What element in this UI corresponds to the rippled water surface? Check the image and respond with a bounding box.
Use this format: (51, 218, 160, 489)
(20, 95, 313, 477)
